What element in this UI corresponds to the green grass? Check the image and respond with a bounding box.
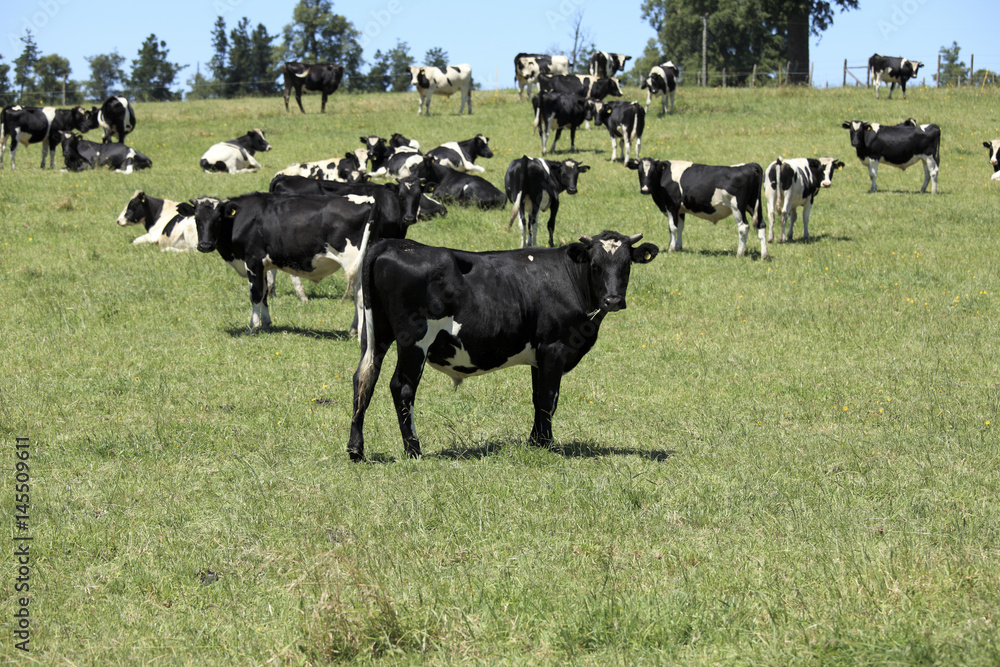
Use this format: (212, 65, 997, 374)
(2, 84, 1000, 664)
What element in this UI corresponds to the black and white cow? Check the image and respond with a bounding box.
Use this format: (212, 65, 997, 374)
(425, 134, 494, 173)
(268, 174, 428, 228)
(982, 140, 1000, 182)
(274, 149, 368, 182)
(200, 129, 271, 173)
(282, 62, 344, 113)
(869, 54, 924, 100)
(415, 154, 505, 210)
(763, 157, 844, 242)
(408, 64, 473, 115)
(589, 52, 631, 79)
(532, 92, 594, 155)
(514, 53, 571, 100)
(389, 132, 421, 152)
(0, 105, 97, 169)
(116, 190, 198, 251)
(92, 96, 136, 143)
(505, 155, 590, 247)
(361, 135, 424, 180)
(590, 100, 645, 163)
(59, 131, 151, 173)
(640, 61, 680, 114)
(842, 120, 940, 194)
(627, 157, 767, 259)
(537, 73, 624, 100)
(347, 230, 659, 461)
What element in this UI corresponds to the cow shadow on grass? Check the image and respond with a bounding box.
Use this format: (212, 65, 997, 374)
(224, 325, 352, 340)
(429, 439, 673, 461)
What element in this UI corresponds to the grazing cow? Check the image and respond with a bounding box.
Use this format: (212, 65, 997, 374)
(282, 62, 344, 113)
(589, 52, 631, 78)
(983, 140, 1000, 181)
(641, 61, 680, 114)
(0, 105, 97, 169)
(361, 135, 424, 180)
(116, 190, 198, 251)
(532, 92, 594, 155)
(763, 157, 844, 242)
(505, 155, 590, 247)
(842, 120, 940, 194)
(415, 154, 505, 210)
(347, 230, 659, 460)
(93, 96, 136, 143)
(59, 131, 151, 173)
(869, 54, 924, 100)
(274, 150, 367, 182)
(514, 53, 571, 100)
(537, 73, 624, 100)
(200, 129, 271, 173)
(408, 64, 473, 115)
(627, 157, 767, 259)
(590, 100, 645, 163)
(426, 134, 493, 173)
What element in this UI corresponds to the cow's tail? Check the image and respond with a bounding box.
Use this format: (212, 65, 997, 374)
(346, 200, 377, 298)
(934, 131, 941, 167)
(508, 155, 530, 230)
(354, 234, 382, 413)
(532, 99, 541, 130)
(771, 156, 784, 213)
(751, 163, 765, 230)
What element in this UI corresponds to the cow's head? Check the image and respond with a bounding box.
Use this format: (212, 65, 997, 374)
(984, 140, 1000, 170)
(595, 77, 624, 98)
(246, 129, 271, 153)
(409, 66, 431, 89)
(626, 157, 666, 194)
(809, 158, 846, 189)
(904, 59, 923, 78)
(472, 134, 494, 159)
(842, 120, 869, 148)
(361, 135, 389, 165)
(189, 197, 233, 253)
(72, 106, 99, 133)
(389, 133, 420, 151)
(554, 159, 590, 194)
(117, 190, 147, 226)
(568, 231, 658, 312)
(336, 151, 365, 182)
(388, 175, 427, 225)
(518, 58, 541, 81)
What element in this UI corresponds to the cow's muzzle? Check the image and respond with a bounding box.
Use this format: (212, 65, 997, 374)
(566, 187, 578, 195)
(821, 181, 832, 188)
(196, 242, 216, 253)
(602, 295, 626, 312)
(402, 214, 416, 225)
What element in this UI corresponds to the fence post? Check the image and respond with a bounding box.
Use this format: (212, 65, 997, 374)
(970, 54, 974, 84)
(751, 64, 757, 88)
(937, 54, 941, 87)
(809, 61, 813, 87)
(843, 59, 847, 88)
(722, 68, 727, 88)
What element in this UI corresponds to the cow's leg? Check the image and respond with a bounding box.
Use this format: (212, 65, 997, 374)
(290, 276, 308, 302)
(665, 209, 683, 252)
(874, 74, 881, 99)
(735, 208, 750, 257)
(922, 155, 939, 194)
(900, 81, 907, 100)
(246, 261, 271, 332)
(780, 196, 795, 241)
(867, 159, 879, 193)
(8, 133, 18, 170)
(609, 136, 618, 162)
(800, 200, 813, 240)
(668, 89, 675, 114)
(348, 320, 392, 461)
(284, 84, 291, 112)
(551, 127, 564, 154)
(529, 355, 564, 446)
(538, 118, 548, 155)
(644, 88, 652, 112)
(888, 82, 896, 100)
(389, 345, 427, 458)
(546, 199, 560, 247)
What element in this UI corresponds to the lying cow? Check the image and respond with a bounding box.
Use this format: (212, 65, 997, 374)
(425, 134, 493, 173)
(268, 174, 428, 227)
(764, 157, 844, 242)
(116, 190, 198, 251)
(389, 133, 420, 151)
(514, 53, 571, 100)
(869, 54, 923, 100)
(627, 157, 767, 259)
(641, 61, 680, 114)
(347, 230, 659, 461)
(532, 92, 593, 155)
(589, 52, 631, 79)
(273, 150, 367, 182)
(842, 120, 940, 194)
(361, 135, 424, 179)
(415, 154, 504, 210)
(93, 96, 136, 143)
(983, 140, 1000, 181)
(408, 64, 473, 115)
(0, 104, 97, 169)
(200, 129, 271, 173)
(590, 100, 645, 163)
(505, 155, 590, 247)
(283, 62, 344, 113)
(59, 131, 151, 173)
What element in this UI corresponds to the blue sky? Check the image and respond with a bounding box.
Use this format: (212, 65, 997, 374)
(4, 0, 998, 93)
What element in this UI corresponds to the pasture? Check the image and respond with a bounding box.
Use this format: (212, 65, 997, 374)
(2, 84, 999, 664)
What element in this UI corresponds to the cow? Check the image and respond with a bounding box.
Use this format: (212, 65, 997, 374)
(273, 150, 367, 182)
(268, 174, 429, 228)
(626, 157, 767, 259)
(408, 64, 473, 115)
(414, 154, 505, 210)
(505, 155, 590, 247)
(361, 135, 424, 180)
(532, 92, 594, 155)
(640, 61, 680, 114)
(425, 134, 493, 173)
(514, 53, 571, 100)
(537, 73, 624, 100)
(983, 140, 1000, 181)
(200, 129, 271, 173)
(346, 230, 659, 461)
(590, 100, 645, 163)
(389, 133, 420, 151)
(763, 157, 844, 243)
(58, 131, 151, 173)
(0, 105, 97, 169)
(842, 120, 940, 194)
(589, 52, 631, 78)
(282, 62, 344, 113)
(869, 54, 924, 100)
(92, 96, 136, 143)
(116, 190, 198, 251)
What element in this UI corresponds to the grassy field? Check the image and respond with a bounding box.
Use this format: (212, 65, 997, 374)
(2, 83, 999, 665)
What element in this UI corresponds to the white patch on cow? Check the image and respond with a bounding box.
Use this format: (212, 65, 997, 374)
(600, 239, 622, 255)
(528, 255, 534, 261)
(346, 194, 375, 205)
(418, 317, 537, 381)
(41, 107, 56, 125)
(869, 123, 881, 133)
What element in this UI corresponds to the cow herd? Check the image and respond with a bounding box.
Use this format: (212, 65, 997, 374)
(2, 50, 996, 460)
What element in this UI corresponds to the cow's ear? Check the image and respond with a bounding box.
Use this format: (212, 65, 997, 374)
(631, 242, 659, 264)
(384, 182, 399, 193)
(567, 241, 591, 264)
(176, 202, 195, 217)
(422, 181, 435, 194)
(985, 142, 992, 149)
(841, 122, 851, 129)
(834, 160, 845, 170)
(224, 202, 240, 220)
(577, 164, 591, 173)
(625, 159, 640, 170)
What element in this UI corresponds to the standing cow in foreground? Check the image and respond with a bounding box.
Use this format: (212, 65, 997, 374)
(408, 64, 473, 115)
(347, 231, 659, 461)
(764, 157, 844, 242)
(868, 54, 923, 100)
(983, 140, 1000, 181)
(842, 120, 940, 194)
(283, 62, 344, 113)
(627, 157, 767, 259)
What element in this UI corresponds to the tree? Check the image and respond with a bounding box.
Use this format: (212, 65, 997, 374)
(129, 34, 186, 102)
(934, 41, 966, 87)
(249, 23, 279, 96)
(280, 0, 364, 90)
(209, 16, 229, 97)
(35, 54, 80, 105)
(566, 10, 596, 74)
(364, 40, 412, 92)
(424, 47, 448, 69)
(227, 17, 254, 97)
(186, 69, 214, 100)
(14, 31, 40, 99)
(0, 55, 14, 104)
(85, 52, 126, 101)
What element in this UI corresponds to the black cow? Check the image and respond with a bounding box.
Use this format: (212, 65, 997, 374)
(59, 131, 151, 173)
(415, 154, 505, 210)
(627, 157, 767, 259)
(505, 155, 590, 247)
(842, 120, 940, 194)
(869, 54, 923, 100)
(514, 53, 571, 100)
(763, 157, 844, 242)
(589, 52, 631, 79)
(641, 61, 680, 114)
(268, 174, 428, 227)
(532, 92, 593, 155)
(538, 73, 624, 100)
(347, 230, 659, 461)
(425, 134, 493, 173)
(283, 62, 344, 113)
(0, 105, 97, 169)
(982, 140, 1000, 182)
(361, 135, 424, 180)
(92, 96, 136, 143)
(590, 100, 645, 163)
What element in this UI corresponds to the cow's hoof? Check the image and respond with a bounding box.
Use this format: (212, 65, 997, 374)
(348, 449, 365, 462)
